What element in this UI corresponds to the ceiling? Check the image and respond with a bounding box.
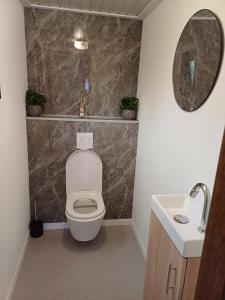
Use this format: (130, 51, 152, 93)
(20, 0, 162, 19)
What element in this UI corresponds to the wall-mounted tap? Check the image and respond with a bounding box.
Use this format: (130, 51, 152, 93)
(189, 183, 209, 233)
(79, 79, 91, 118)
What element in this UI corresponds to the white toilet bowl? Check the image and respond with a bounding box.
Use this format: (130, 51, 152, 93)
(65, 150, 106, 241)
(65, 190, 105, 241)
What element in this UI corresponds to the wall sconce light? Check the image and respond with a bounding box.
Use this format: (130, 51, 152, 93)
(74, 40, 88, 50)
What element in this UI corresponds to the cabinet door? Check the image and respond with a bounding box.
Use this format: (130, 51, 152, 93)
(144, 212, 187, 300)
(182, 258, 200, 300)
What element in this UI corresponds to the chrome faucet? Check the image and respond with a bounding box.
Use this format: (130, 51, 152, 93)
(189, 183, 209, 233)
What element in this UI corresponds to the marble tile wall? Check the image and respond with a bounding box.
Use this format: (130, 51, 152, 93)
(24, 8, 142, 116)
(27, 119, 139, 222)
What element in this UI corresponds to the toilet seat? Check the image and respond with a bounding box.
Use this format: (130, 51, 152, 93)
(66, 191, 105, 220)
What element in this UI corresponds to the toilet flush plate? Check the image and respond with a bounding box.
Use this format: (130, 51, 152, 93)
(77, 132, 93, 149)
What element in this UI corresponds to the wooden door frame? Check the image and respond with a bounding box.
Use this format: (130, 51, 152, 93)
(195, 129, 225, 300)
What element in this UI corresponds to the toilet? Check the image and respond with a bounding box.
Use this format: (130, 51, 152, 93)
(65, 149, 106, 241)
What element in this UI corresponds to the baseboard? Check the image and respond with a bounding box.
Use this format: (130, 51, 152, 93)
(44, 222, 69, 230)
(6, 231, 29, 300)
(44, 219, 132, 231)
(131, 220, 147, 260)
(103, 219, 131, 226)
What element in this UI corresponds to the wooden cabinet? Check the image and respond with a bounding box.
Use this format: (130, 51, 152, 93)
(144, 212, 200, 300)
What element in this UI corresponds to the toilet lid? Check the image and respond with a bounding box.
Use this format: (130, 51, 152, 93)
(66, 191, 105, 220)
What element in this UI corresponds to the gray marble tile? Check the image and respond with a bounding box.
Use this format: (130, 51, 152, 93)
(27, 120, 139, 222)
(25, 8, 142, 116)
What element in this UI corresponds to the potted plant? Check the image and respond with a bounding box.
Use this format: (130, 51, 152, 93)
(26, 89, 46, 117)
(120, 96, 139, 120)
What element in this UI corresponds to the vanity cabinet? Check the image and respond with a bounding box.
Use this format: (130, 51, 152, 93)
(144, 212, 200, 300)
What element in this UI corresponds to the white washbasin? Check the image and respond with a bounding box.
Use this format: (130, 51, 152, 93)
(151, 194, 205, 258)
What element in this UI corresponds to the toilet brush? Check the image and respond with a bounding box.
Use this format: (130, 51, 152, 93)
(34, 200, 37, 222)
(29, 200, 43, 238)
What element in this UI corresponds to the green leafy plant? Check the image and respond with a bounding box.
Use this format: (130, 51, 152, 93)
(26, 89, 46, 106)
(120, 97, 139, 111)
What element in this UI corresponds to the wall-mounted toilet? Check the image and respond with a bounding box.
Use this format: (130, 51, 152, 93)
(65, 149, 106, 241)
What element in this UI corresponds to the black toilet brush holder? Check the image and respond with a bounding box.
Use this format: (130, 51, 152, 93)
(29, 201, 43, 238)
(29, 219, 43, 238)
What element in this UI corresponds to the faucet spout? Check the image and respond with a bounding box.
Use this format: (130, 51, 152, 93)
(189, 183, 209, 233)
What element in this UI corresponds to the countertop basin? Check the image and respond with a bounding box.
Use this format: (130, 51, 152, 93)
(151, 194, 205, 258)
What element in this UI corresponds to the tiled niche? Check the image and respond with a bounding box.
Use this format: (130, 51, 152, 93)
(25, 8, 142, 116)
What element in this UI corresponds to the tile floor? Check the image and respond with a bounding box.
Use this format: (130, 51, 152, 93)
(12, 225, 145, 300)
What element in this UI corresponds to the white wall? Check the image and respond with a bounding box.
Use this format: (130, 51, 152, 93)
(0, 0, 29, 299)
(133, 0, 225, 255)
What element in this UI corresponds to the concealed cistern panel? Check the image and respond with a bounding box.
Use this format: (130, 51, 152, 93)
(77, 133, 93, 149)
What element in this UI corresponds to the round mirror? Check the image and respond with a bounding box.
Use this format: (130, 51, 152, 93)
(173, 10, 223, 112)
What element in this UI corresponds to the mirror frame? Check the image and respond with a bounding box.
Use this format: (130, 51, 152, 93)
(173, 9, 224, 112)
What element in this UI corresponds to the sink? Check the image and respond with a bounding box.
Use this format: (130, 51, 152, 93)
(151, 194, 205, 257)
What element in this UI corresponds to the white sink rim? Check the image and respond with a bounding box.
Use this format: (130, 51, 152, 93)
(151, 194, 205, 258)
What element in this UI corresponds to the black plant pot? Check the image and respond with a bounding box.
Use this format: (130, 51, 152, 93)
(29, 219, 43, 238)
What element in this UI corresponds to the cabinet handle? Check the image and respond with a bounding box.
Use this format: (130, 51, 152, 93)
(166, 263, 172, 294)
(166, 263, 177, 295)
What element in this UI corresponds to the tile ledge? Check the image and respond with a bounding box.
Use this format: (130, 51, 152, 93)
(26, 116, 139, 124)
